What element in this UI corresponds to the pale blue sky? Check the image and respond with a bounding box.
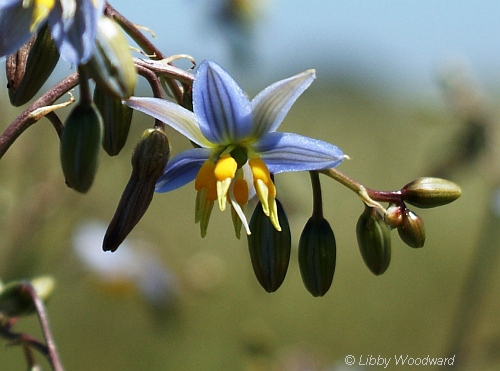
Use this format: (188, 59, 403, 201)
(120, 1, 500, 94)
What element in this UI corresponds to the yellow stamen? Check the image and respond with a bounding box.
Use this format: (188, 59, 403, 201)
(214, 155, 237, 211)
(195, 161, 217, 201)
(30, 0, 55, 32)
(249, 157, 281, 231)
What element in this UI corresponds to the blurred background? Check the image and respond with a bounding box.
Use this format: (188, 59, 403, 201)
(1, 1, 499, 370)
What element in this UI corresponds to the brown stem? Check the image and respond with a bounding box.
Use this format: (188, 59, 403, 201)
(0, 73, 79, 159)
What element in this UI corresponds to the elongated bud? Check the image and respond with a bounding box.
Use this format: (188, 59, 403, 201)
(6, 23, 60, 106)
(0, 276, 55, 317)
(298, 216, 336, 297)
(103, 128, 170, 252)
(83, 16, 136, 99)
(401, 177, 462, 208)
(397, 209, 426, 248)
(247, 199, 291, 292)
(356, 206, 391, 275)
(94, 84, 133, 156)
(60, 103, 103, 193)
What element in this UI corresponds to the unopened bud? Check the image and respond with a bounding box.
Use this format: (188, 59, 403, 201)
(397, 209, 426, 248)
(298, 216, 336, 297)
(247, 199, 291, 292)
(103, 128, 170, 252)
(356, 206, 391, 276)
(60, 103, 103, 193)
(94, 84, 133, 156)
(6, 23, 60, 106)
(401, 177, 462, 208)
(0, 276, 55, 317)
(384, 204, 403, 229)
(83, 16, 136, 99)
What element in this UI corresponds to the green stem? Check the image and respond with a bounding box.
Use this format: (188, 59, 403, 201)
(309, 171, 323, 218)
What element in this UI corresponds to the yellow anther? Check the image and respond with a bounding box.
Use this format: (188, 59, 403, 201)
(30, 0, 55, 32)
(233, 176, 248, 206)
(214, 155, 237, 181)
(214, 155, 237, 211)
(195, 161, 217, 201)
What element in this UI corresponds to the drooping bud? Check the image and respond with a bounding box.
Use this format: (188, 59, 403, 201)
(103, 128, 170, 252)
(60, 103, 103, 193)
(384, 204, 403, 229)
(356, 206, 391, 276)
(247, 199, 291, 292)
(298, 216, 336, 297)
(6, 23, 60, 106)
(83, 16, 136, 99)
(0, 276, 55, 317)
(397, 209, 426, 248)
(401, 177, 462, 209)
(93, 84, 133, 156)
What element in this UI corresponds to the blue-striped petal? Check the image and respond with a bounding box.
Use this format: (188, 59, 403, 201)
(49, 0, 103, 65)
(0, 1, 33, 58)
(125, 97, 214, 148)
(193, 60, 253, 144)
(250, 69, 315, 138)
(254, 132, 344, 174)
(155, 148, 211, 193)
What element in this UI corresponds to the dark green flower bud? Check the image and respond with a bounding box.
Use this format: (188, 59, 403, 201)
(94, 84, 133, 156)
(356, 206, 391, 276)
(298, 216, 336, 297)
(401, 177, 462, 209)
(247, 199, 291, 292)
(83, 16, 136, 99)
(397, 209, 426, 248)
(6, 23, 60, 107)
(103, 128, 170, 252)
(0, 276, 55, 317)
(60, 103, 103, 193)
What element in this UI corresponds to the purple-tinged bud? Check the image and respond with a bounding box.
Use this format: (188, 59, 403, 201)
(298, 216, 336, 297)
(6, 24, 60, 106)
(397, 209, 426, 248)
(247, 199, 291, 292)
(356, 206, 391, 276)
(93, 84, 133, 156)
(401, 177, 462, 209)
(83, 16, 136, 99)
(103, 128, 170, 252)
(60, 103, 103, 193)
(384, 204, 403, 229)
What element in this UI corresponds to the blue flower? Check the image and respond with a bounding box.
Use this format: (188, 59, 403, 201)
(0, 0, 104, 65)
(126, 60, 345, 237)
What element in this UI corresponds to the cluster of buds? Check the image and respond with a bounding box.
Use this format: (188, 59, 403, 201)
(356, 177, 462, 276)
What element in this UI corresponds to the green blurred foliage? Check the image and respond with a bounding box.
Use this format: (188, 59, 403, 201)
(0, 77, 499, 370)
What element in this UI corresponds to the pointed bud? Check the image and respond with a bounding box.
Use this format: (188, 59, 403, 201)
(298, 216, 336, 297)
(397, 209, 426, 248)
(401, 177, 462, 208)
(83, 16, 136, 99)
(247, 199, 291, 292)
(0, 276, 55, 317)
(103, 128, 170, 252)
(356, 206, 391, 275)
(93, 84, 133, 156)
(6, 23, 60, 106)
(60, 103, 103, 193)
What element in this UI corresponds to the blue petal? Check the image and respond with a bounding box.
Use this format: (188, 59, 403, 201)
(254, 132, 345, 173)
(155, 148, 211, 193)
(251, 69, 315, 138)
(193, 60, 253, 144)
(125, 97, 213, 148)
(0, 1, 33, 58)
(49, 0, 104, 65)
